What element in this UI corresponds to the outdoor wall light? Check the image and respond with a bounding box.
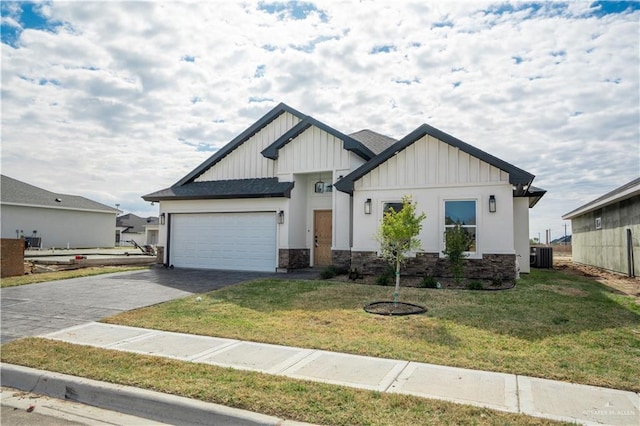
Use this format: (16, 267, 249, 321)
(489, 195, 496, 213)
(160, 213, 166, 225)
(364, 198, 372, 215)
(314, 173, 325, 193)
(278, 210, 285, 224)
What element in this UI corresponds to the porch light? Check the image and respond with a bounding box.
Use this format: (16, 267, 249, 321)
(364, 198, 372, 215)
(160, 213, 166, 225)
(489, 195, 496, 213)
(278, 210, 285, 224)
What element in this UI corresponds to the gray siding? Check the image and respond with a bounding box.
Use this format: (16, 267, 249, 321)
(571, 195, 640, 275)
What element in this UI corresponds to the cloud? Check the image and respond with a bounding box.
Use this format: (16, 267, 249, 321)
(1, 1, 638, 238)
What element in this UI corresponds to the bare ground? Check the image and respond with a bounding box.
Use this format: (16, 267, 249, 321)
(553, 254, 640, 303)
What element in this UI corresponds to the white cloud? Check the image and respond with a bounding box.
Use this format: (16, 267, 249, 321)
(1, 0, 638, 240)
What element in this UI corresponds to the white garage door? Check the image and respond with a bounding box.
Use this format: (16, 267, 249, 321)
(170, 212, 276, 272)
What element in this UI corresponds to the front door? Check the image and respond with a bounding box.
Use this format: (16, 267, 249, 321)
(314, 210, 332, 266)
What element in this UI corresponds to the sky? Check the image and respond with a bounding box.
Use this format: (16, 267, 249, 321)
(1, 0, 639, 243)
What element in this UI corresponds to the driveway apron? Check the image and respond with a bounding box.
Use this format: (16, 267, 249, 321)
(1, 267, 300, 343)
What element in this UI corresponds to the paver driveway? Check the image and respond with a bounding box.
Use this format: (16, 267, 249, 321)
(1, 267, 317, 343)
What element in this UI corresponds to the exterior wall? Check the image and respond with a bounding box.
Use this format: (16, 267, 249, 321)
(354, 134, 509, 190)
(350, 132, 517, 278)
(0, 205, 116, 248)
(158, 198, 288, 265)
(513, 197, 531, 274)
(351, 250, 516, 280)
(195, 112, 301, 182)
(571, 195, 640, 275)
(1, 238, 24, 278)
(276, 127, 352, 174)
(278, 249, 310, 269)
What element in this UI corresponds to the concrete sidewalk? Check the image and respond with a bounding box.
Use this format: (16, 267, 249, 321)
(7, 322, 636, 425)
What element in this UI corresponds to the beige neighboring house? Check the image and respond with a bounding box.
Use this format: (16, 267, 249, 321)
(144, 103, 545, 277)
(0, 175, 118, 248)
(116, 213, 159, 247)
(563, 177, 640, 276)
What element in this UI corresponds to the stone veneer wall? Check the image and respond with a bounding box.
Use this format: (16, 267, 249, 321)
(350, 251, 516, 281)
(278, 249, 310, 270)
(331, 250, 351, 269)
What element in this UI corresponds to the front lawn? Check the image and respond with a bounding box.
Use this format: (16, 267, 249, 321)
(0, 266, 149, 288)
(102, 269, 640, 392)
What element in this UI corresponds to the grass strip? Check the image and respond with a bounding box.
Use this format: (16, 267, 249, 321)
(1, 338, 565, 426)
(1, 266, 149, 288)
(103, 270, 640, 392)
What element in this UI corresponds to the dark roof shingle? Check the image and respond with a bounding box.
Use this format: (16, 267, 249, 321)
(1, 175, 118, 213)
(143, 178, 294, 201)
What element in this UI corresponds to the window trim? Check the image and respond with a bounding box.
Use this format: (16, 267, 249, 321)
(442, 198, 479, 257)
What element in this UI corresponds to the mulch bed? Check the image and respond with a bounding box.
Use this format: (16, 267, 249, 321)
(364, 301, 427, 316)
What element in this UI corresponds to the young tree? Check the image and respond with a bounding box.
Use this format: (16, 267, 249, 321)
(443, 224, 473, 284)
(376, 195, 426, 304)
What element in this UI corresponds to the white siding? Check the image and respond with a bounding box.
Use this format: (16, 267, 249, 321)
(277, 127, 351, 174)
(195, 112, 301, 181)
(1, 205, 115, 248)
(355, 135, 509, 190)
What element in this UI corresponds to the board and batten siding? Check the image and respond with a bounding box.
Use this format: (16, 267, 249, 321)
(355, 134, 509, 190)
(195, 112, 302, 182)
(277, 126, 352, 174)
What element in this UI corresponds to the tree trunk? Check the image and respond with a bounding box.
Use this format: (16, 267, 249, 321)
(393, 257, 401, 305)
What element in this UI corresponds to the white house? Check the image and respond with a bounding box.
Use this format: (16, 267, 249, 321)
(143, 103, 545, 278)
(562, 177, 640, 276)
(0, 175, 118, 248)
(116, 213, 159, 247)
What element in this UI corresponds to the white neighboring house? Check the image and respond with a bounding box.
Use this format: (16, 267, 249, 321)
(116, 213, 159, 247)
(143, 103, 545, 277)
(0, 175, 118, 248)
(562, 177, 640, 276)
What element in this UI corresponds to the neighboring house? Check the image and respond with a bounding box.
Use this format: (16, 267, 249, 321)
(143, 103, 545, 277)
(0, 175, 118, 248)
(562, 178, 640, 276)
(116, 213, 159, 246)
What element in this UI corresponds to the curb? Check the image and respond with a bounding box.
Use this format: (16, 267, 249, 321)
(1, 363, 299, 425)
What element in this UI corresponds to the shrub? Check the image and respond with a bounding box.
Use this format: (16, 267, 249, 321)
(467, 280, 484, 290)
(376, 267, 395, 286)
(443, 225, 473, 284)
(320, 266, 337, 279)
(419, 276, 439, 288)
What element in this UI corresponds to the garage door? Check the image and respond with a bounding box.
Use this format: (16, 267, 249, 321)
(170, 212, 276, 272)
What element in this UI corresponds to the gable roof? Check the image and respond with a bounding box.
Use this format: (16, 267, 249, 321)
(349, 129, 397, 155)
(117, 213, 159, 233)
(261, 116, 376, 161)
(335, 123, 536, 195)
(0, 175, 118, 213)
(143, 178, 294, 202)
(562, 177, 640, 220)
(175, 103, 307, 186)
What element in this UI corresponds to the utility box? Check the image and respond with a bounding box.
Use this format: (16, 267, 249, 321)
(530, 246, 553, 269)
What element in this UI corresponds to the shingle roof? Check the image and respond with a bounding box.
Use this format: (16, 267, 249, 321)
(142, 178, 294, 201)
(335, 123, 536, 195)
(117, 213, 159, 233)
(261, 117, 376, 161)
(562, 177, 640, 219)
(349, 129, 397, 155)
(0, 175, 118, 213)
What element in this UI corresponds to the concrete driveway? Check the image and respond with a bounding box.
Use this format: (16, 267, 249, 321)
(1, 267, 317, 344)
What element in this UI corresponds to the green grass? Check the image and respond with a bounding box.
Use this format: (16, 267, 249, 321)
(104, 269, 640, 392)
(0, 266, 149, 288)
(0, 338, 564, 426)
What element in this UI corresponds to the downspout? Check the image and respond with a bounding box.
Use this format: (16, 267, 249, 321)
(627, 228, 635, 278)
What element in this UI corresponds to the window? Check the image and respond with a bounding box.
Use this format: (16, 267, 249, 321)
(384, 202, 404, 213)
(595, 217, 602, 230)
(444, 200, 477, 252)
